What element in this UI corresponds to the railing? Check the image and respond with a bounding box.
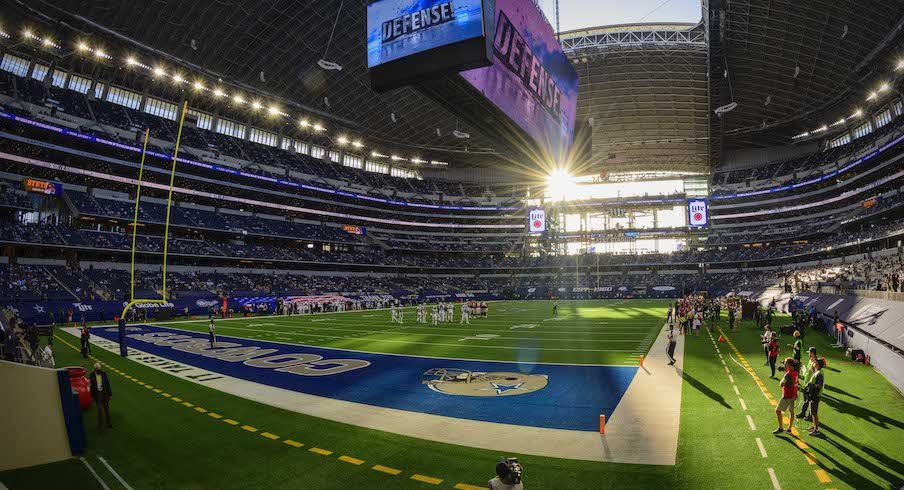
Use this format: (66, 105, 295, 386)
(845, 289, 904, 302)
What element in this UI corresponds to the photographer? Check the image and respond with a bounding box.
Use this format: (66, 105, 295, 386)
(489, 458, 524, 489)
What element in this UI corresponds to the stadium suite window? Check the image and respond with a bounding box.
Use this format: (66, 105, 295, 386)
(67, 75, 92, 95)
(144, 97, 178, 121)
(31, 64, 49, 81)
(0, 54, 29, 77)
(343, 155, 363, 169)
(310, 146, 325, 159)
(187, 109, 212, 130)
(106, 86, 141, 110)
(875, 109, 892, 128)
(853, 122, 872, 140)
(249, 128, 278, 147)
(830, 134, 851, 149)
(215, 118, 246, 139)
(328, 150, 341, 163)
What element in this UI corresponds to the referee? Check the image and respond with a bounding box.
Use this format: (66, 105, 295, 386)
(208, 319, 217, 348)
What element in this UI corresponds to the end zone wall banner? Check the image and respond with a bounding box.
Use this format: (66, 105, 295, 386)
(528, 208, 546, 233)
(687, 199, 708, 227)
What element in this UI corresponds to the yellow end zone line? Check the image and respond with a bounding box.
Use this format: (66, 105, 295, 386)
(54, 332, 468, 488)
(717, 329, 831, 485)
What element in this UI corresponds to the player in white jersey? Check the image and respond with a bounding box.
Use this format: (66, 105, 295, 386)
(447, 303, 454, 323)
(431, 303, 439, 325)
(460, 303, 470, 324)
(390, 304, 397, 323)
(416, 304, 424, 324)
(396, 303, 404, 324)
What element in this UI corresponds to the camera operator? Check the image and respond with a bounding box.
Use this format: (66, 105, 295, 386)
(489, 458, 524, 489)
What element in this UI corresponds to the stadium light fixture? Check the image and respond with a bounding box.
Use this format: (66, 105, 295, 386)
(251, 100, 262, 110)
(172, 74, 184, 84)
(312, 124, 325, 132)
(232, 94, 245, 104)
(77, 42, 89, 52)
(352, 140, 363, 148)
(299, 119, 310, 128)
(94, 49, 107, 59)
(126, 57, 138, 66)
(22, 29, 33, 40)
(867, 92, 877, 101)
(897, 60, 904, 71)
(337, 136, 349, 145)
(42, 38, 54, 47)
(193, 81, 205, 91)
(213, 88, 225, 98)
(879, 83, 890, 92)
(153, 66, 166, 77)
(267, 105, 280, 116)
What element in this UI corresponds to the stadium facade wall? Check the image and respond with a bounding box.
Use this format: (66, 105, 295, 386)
(0, 361, 81, 471)
(783, 291, 904, 396)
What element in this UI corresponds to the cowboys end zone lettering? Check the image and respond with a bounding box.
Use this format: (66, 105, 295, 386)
(89, 324, 636, 430)
(128, 331, 369, 376)
(382, 1, 456, 43)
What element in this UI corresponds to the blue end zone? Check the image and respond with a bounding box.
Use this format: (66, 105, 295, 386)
(93, 324, 637, 431)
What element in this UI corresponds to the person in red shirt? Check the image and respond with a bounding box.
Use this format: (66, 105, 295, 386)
(773, 358, 800, 434)
(767, 339, 780, 378)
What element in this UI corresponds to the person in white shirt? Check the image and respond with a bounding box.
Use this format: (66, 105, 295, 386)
(417, 304, 425, 324)
(390, 304, 397, 323)
(396, 303, 404, 324)
(447, 303, 454, 323)
(460, 303, 470, 324)
(208, 319, 217, 348)
(431, 304, 439, 326)
(42, 341, 55, 368)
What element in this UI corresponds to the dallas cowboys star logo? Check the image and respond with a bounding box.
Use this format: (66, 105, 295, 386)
(482, 382, 526, 395)
(34, 305, 45, 313)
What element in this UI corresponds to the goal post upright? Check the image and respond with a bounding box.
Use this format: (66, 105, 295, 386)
(119, 101, 190, 331)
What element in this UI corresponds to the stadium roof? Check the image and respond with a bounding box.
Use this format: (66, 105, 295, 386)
(14, 0, 501, 163)
(713, 0, 904, 150)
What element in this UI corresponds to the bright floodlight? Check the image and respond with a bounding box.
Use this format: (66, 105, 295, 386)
(267, 105, 280, 116)
(172, 74, 184, 84)
(251, 101, 262, 110)
(299, 119, 310, 127)
(42, 38, 54, 47)
(95, 49, 106, 59)
(547, 168, 576, 202)
(153, 67, 166, 77)
(193, 81, 205, 91)
(352, 140, 363, 148)
(126, 57, 138, 66)
(213, 88, 225, 98)
(77, 42, 89, 51)
(337, 136, 349, 145)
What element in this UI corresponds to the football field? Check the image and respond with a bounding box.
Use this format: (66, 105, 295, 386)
(3, 299, 904, 490)
(162, 299, 667, 365)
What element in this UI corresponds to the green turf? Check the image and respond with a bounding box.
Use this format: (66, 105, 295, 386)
(2, 300, 903, 490)
(131, 299, 666, 365)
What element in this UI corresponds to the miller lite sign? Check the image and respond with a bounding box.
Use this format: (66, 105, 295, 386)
(687, 199, 708, 227)
(528, 209, 546, 233)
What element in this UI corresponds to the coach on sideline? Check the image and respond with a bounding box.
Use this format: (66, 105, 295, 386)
(89, 362, 114, 431)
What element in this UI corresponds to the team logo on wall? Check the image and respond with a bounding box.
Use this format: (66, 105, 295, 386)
(422, 368, 548, 397)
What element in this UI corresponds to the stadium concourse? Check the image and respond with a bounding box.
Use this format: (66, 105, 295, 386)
(2, 0, 904, 489)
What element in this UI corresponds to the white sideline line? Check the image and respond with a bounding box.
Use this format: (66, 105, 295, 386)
(98, 456, 134, 490)
(724, 365, 730, 373)
(756, 437, 768, 458)
(79, 457, 110, 490)
(767, 468, 781, 490)
(733, 385, 740, 395)
(739, 398, 747, 411)
(728, 375, 735, 383)
(746, 415, 757, 431)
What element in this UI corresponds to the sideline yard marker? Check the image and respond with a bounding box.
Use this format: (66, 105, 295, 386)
(599, 414, 606, 434)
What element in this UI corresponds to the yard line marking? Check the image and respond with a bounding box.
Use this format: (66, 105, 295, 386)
(739, 398, 747, 411)
(182, 401, 194, 408)
(724, 365, 730, 373)
(241, 425, 258, 433)
(283, 439, 304, 448)
(729, 375, 735, 383)
(794, 439, 809, 450)
(756, 438, 768, 458)
(97, 456, 133, 490)
(733, 385, 740, 395)
(768, 468, 781, 490)
(194, 407, 208, 414)
(372, 465, 402, 476)
(309, 447, 333, 456)
(454, 484, 486, 490)
(411, 474, 443, 485)
(805, 453, 817, 465)
(260, 432, 280, 440)
(79, 457, 111, 490)
(814, 469, 832, 483)
(223, 419, 240, 426)
(171, 397, 182, 402)
(338, 455, 365, 465)
(746, 415, 757, 431)
(207, 412, 223, 419)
